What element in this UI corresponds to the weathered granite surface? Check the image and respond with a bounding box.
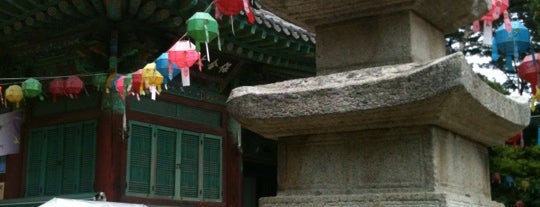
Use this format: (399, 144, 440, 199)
(316, 11, 446, 74)
(255, 126, 502, 207)
(260, 0, 490, 34)
(227, 53, 530, 146)
(259, 192, 503, 207)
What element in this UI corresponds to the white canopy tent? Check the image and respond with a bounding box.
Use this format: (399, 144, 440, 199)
(39, 198, 147, 207)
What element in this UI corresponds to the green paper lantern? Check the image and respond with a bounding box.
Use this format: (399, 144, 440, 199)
(92, 74, 108, 91)
(186, 12, 220, 60)
(22, 78, 43, 100)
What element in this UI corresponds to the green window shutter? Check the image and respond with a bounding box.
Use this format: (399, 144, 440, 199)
(202, 135, 222, 201)
(180, 131, 200, 199)
(154, 128, 176, 197)
(79, 121, 96, 193)
(44, 128, 63, 196)
(127, 122, 152, 195)
(25, 130, 47, 196)
(61, 124, 82, 194)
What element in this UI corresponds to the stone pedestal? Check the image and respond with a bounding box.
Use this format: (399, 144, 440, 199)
(262, 126, 501, 206)
(227, 0, 530, 206)
(227, 54, 530, 206)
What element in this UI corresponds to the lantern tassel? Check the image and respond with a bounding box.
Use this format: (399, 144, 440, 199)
(198, 53, 203, 71)
(231, 17, 235, 36)
(168, 63, 173, 81)
(181, 68, 190, 86)
(483, 20, 493, 46)
(205, 24, 211, 62)
(217, 29, 222, 51)
(492, 37, 499, 60)
(472, 20, 480, 33)
(149, 85, 157, 100)
(504, 11, 512, 33)
(493, 0, 501, 19)
(243, 0, 255, 24)
(506, 55, 514, 73)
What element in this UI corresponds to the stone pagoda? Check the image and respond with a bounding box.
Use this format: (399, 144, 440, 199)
(227, 0, 530, 206)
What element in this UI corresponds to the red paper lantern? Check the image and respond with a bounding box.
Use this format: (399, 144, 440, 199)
(130, 69, 145, 99)
(491, 172, 501, 184)
(65, 76, 84, 98)
(518, 53, 540, 95)
(49, 78, 65, 102)
(215, 0, 255, 23)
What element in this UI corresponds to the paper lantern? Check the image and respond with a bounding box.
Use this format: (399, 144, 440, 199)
(115, 75, 126, 100)
(22, 78, 43, 100)
(141, 63, 164, 100)
(168, 40, 201, 86)
(491, 0, 509, 20)
(520, 180, 530, 191)
(492, 21, 531, 73)
(130, 69, 144, 99)
(105, 73, 119, 93)
(473, 0, 510, 45)
(506, 132, 523, 147)
(492, 172, 501, 184)
(505, 176, 515, 186)
(92, 73, 108, 91)
(215, 0, 255, 24)
(49, 78, 65, 102)
(5, 85, 23, 108)
(124, 73, 133, 97)
(187, 12, 220, 60)
(156, 52, 180, 87)
(518, 53, 540, 94)
(65, 76, 84, 98)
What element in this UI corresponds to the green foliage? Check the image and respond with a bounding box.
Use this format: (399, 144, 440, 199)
(487, 1, 540, 206)
(490, 146, 540, 206)
(477, 73, 511, 95)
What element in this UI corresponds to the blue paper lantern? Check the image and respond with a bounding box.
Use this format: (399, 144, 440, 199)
(155, 52, 181, 89)
(492, 21, 531, 73)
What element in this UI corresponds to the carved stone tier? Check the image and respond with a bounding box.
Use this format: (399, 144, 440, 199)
(260, 0, 490, 73)
(230, 0, 528, 206)
(227, 53, 530, 206)
(227, 53, 529, 146)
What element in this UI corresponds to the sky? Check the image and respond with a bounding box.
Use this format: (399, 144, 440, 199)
(466, 54, 529, 101)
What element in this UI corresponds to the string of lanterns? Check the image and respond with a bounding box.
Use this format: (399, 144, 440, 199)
(0, 0, 255, 108)
(472, 0, 540, 111)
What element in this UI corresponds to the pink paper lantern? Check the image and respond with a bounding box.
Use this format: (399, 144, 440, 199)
(168, 40, 201, 86)
(473, 0, 510, 45)
(168, 40, 201, 70)
(115, 75, 126, 100)
(64, 76, 84, 99)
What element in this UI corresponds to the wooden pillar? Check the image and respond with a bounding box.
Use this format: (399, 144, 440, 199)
(95, 110, 115, 200)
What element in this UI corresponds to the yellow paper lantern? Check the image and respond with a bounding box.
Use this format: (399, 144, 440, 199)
(141, 63, 164, 100)
(5, 85, 23, 108)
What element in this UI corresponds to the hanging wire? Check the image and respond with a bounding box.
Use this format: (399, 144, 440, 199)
(0, 73, 109, 86)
